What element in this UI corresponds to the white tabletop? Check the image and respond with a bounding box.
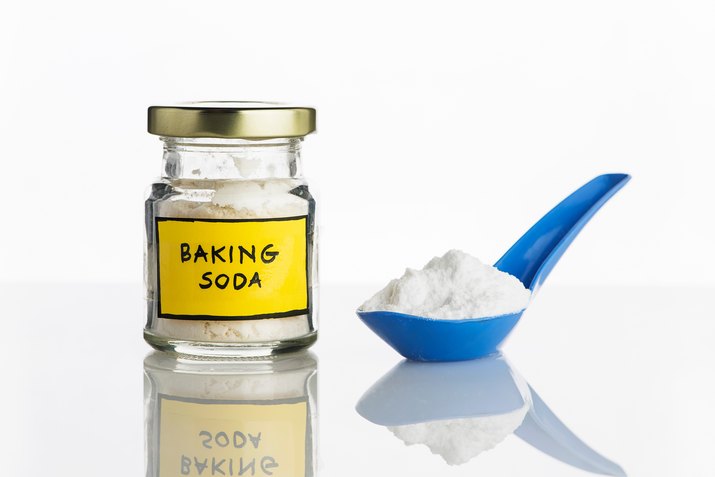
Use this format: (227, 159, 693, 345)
(3, 283, 713, 476)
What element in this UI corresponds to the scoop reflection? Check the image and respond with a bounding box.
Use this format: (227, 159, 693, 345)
(356, 354, 625, 476)
(144, 351, 317, 477)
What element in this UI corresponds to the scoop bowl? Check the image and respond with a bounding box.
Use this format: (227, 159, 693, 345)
(356, 353, 529, 425)
(357, 173, 631, 362)
(357, 310, 523, 361)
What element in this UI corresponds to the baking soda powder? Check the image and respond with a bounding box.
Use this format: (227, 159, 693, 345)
(361, 249, 531, 319)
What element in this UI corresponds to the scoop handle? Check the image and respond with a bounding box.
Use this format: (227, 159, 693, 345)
(515, 385, 626, 477)
(494, 174, 631, 292)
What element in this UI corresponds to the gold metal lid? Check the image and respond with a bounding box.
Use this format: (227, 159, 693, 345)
(147, 102, 316, 139)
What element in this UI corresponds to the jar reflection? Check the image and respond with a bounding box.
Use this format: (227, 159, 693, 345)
(144, 352, 317, 477)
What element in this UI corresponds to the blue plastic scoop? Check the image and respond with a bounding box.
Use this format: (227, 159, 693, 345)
(357, 173, 631, 361)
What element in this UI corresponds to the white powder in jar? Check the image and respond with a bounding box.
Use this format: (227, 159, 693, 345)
(388, 406, 529, 465)
(151, 178, 312, 343)
(360, 249, 530, 319)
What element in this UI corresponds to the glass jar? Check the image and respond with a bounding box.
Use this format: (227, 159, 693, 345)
(144, 103, 318, 358)
(144, 351, 318, 477)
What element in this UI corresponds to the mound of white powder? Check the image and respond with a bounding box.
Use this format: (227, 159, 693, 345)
(212, 180, 308, 217)
(388, 406, 529, 465)
(360, 250, 530, 319)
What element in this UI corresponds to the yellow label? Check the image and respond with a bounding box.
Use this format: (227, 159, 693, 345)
(158, 395, 308, 477)
(156, 216, 309, 319)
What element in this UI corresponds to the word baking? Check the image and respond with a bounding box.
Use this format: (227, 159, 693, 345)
(181, 244, 279, 265)
(180, 455, 278, 476)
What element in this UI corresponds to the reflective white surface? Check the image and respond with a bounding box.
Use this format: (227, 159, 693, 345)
(3, 283, 713, 476)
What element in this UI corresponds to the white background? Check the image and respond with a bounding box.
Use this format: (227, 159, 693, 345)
(1, 0, 714, 287)
(3, 4, 715, 475)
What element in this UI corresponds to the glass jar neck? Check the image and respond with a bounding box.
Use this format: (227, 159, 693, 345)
(161, 137, 303, 180)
